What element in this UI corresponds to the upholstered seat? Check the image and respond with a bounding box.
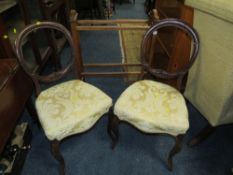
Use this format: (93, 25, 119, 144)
(114, 80, 189, 136)
(36, 80, 112, 141)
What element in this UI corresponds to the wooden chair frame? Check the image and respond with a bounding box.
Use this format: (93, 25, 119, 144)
(108, 18, 199, 171)
(15, 22, 76, 175)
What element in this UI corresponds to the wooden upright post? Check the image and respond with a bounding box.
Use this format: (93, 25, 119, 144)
(70, 10, 84, 80)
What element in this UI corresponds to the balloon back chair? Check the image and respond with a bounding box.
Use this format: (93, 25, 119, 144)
(108, 19, 199, 171)
(15, 22, 112, 175)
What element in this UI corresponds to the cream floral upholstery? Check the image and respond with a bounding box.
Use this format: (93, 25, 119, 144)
(36, 80, 112, 141)
(114, 80, 189, 136)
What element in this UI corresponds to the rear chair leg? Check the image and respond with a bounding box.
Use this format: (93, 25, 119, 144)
(50, 140, 65, 175)
(107, 107, 120, 149)
(188, 123, 215, 146)
(26, 97, 41, 128)
(167, 135, 184, 171)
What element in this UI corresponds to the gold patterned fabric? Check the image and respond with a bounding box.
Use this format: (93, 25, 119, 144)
(35, 80, 112, 141)
(114, 80, 189, 136)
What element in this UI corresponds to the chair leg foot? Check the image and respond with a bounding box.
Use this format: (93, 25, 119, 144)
(107, 107, 119, 149)
(50, 140, 65, 175)
(167, 135, 184, 171)
(188, 123, 215, 147)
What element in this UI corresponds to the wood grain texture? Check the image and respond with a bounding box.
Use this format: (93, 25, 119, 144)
(0, 59, 33, 153)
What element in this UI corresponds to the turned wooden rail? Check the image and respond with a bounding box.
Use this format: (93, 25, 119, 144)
(70, 9, 159, 80)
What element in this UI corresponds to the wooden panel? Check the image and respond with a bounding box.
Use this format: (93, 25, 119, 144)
(0, 16, 15, 58)
(156, 0, 181, 18)
(0, 59, 33, 153)
(168, 5, 193, 72)
(153, 0, 193, 88)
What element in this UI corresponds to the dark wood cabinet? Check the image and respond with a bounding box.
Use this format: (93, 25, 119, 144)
(0, 59, 33, 153)
(0, 17, 15, 58)
(0, 2, 33, 154)
(0, 1, 17, 58)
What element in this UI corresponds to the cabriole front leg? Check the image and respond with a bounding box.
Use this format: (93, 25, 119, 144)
(167, 134, 184, 171)
(50, 140, 65, 175)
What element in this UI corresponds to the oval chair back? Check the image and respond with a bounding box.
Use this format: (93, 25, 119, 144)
(141, 18, 200, 91)
(15, 21, 77, 95)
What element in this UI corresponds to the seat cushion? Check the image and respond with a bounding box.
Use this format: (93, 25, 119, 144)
(114, 80, 189, 136)
(35, 80, 112, 141)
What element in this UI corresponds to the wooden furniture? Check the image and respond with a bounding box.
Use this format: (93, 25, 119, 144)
(144, 0, 156, 15)
(0, 1, 36, 155)
(0, 16, 15, 58)
(75, 0, 101, 19)
(70, 10, 152, 79)
(150, 0, 193, 88)
(16, 0, 45, 69)
(15, 21, 112, 175)
(0, 0, 17, 58)
(70, 6, 192, 90)
(38, 0, 71, 43)
(38, 0, 70, 27)
(0, 0, 66, 66)
(108, 19, 199, 171)
(0, 59, 33, 154)
(17, 0, 71, 70)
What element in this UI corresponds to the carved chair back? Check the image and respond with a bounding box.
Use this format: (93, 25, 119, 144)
(17, 0, 69, 71)
(140, 18, 199, 91)
(15, 22, 76, 96)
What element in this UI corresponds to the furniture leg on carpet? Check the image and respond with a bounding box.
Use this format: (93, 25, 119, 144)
(108, 108, 120, 149)
(168, 135, 184, 171)
(51, 140, 65, 175)
(188, 123, 215, 146)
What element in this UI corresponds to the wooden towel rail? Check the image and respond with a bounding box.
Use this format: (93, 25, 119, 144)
(70, 10, 158, 80)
